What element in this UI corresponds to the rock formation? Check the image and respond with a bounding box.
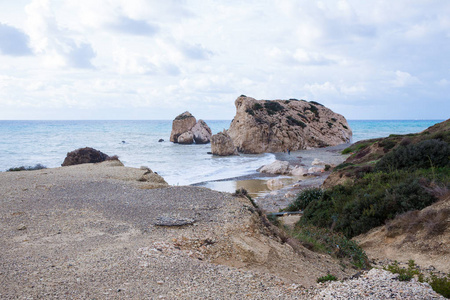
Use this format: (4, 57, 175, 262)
(61, 147, 114, 166)
(258, 160, 291, 174)
(170, 111, 197, 143)
(211, 130, 238, 156)
(226, 96, 352, 154)
(192, 119, 212, 144)
(170, 112, 212, 144)
(177, 131, 194, 144)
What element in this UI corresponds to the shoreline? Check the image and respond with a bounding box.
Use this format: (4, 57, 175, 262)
(194, 143, 351, 212)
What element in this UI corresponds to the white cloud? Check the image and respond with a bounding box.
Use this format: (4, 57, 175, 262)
(0, 0, 449, 120)
(24, 0, 96, 69)
(391, 70, 421, 88)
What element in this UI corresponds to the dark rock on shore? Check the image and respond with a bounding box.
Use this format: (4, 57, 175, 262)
(61, 147, 112, 166)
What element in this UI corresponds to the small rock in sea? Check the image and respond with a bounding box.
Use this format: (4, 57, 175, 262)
(17, 224, 27, 231)
(207, 152, 212, 154)
(158, 139, 164, 142)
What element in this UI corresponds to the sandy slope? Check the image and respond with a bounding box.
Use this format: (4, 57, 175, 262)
(0, 161, 352, 299)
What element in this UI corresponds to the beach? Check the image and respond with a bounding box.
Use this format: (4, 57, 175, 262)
(1, 160, 446, 299)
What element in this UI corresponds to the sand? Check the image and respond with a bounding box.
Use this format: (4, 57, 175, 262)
(0, 161, 353, 299)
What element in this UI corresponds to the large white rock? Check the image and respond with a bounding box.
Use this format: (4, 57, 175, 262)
(312, 158, 326, 165)
(177, 131, 194, 144)
(192, 119, 212, 144)
(290, 166, 308, 176)
(259, 160, 291, 175)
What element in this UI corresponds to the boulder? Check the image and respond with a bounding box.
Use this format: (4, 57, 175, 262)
(211, 130, 238, 156)
(177, 131, 194, 144)
(290, 166, 308, 176)
(170, 111, 197, 143)
(192, 119, 212, 144)
(158, 139, 164, 142)
(227, 96, 353, 154)
(308, 166, 324, 174)
(259, 160, 291, 175)
(312, 158, 325, 165)
(62, 147, 112, 166)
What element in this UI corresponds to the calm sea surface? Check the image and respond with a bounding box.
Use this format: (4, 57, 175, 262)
(0, 120, 444, 185)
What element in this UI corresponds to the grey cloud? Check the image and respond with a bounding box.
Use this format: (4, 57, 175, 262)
(109, 16, 159, 36)
(0, 23, 33, 56)
(181, 43, 213, 60)
(65, 42, 96, 69)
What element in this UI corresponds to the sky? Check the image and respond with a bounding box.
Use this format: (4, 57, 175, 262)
(0, 0, 449, 120)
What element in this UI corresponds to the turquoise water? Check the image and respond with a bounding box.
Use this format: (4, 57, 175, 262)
(0, 119, 444, 184)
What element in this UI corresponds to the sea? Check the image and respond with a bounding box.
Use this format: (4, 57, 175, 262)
(0, 120, 444, 185)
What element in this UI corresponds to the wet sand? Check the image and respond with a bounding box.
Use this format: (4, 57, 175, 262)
(195, 143, 351, 212)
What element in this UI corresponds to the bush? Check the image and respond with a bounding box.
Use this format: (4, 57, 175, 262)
(384, 260, 450, 297)
(375, 139, 450, 172)
(287, 116, 306, 128)
(253, 103, 263, 110)
(293, 224, 370, 269)
(300, 171, 438, 238)
(284, 188, 323, 211)
(264, 101, 284, 115)
(305, 104, 319, 118)
(317, 274, 338, 283)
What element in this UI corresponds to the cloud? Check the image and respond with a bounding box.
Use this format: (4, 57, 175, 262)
(391, 70, 421, 88)
(108, 16, 159, 36)
(0, 23, 33, 56)
(25, 0, 96, 69)
(180, 43, 213, 60)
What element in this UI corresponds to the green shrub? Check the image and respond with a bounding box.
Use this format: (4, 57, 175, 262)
(245, 108, 254, 116)
(287, 116, 306, 128)
(429, 273, 450, 298)
(375, 139, 450, 172)
(297, 113, 308, 121)
(340, 122, 348, 130)
(310, 101, 324, 106)
(317, 274, 337, 283)
(300, 171, 438, 238)
(327, 121, 333, 128)
(264, 101, 285, 115)
(384, 260, 450, 297)
(285, 188, 323, 211)
(293, 224, 370, 269)
(253, 103, 263, 110)
(305, 104, 319, 118)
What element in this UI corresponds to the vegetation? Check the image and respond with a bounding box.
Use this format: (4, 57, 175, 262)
(317, 274, 338, 283)
(253, 103, 263, 110)
(384, 260, 450, 298)
(293, 224, 370, 269)
(304, 104, 319, 118)
(292, 120, 450, 239)
(309, 101, 324, 106)
(287, 116, 307, 128)
(7, 164, 47, 172)
(300, 170, 440, 238)
(283, 188, 323, 212)
(264, 101, 285, 115)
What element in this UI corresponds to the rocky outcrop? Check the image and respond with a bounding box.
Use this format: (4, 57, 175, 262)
(192, 119, 212, 144)
(177, 131, 194, 144)
(61, 147, 115, 166)
(170, 111, 197, 143)
(211, 130, 238, 156)
(258, 160, 291, 174)
(227, 96, 352, 154)
(170, 112, 212, 144)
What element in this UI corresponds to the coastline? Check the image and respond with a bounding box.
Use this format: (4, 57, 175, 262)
(194, 143, 351, 212)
